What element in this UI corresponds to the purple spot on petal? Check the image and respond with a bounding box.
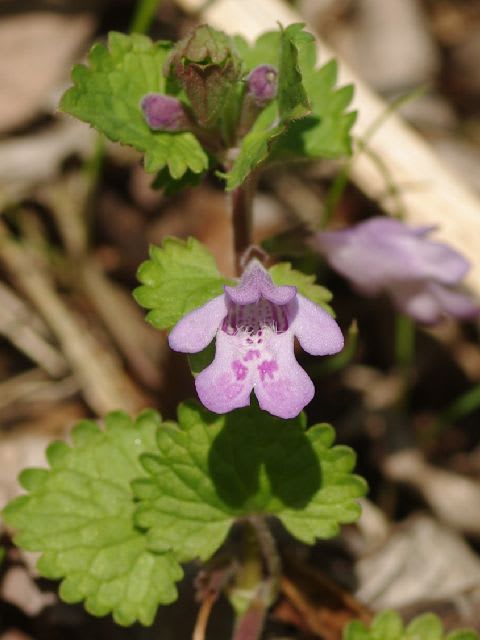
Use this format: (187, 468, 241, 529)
(258, 359, 278, 382)
(232, 360, 248, 381)
(243, 349, 261, 362)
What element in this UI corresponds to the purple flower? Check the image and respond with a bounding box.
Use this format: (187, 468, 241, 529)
(169, 261, 344, 419)
(247, 65, 278, 105)
(140, 93, 188, 131)
(313, 217, 479, 324)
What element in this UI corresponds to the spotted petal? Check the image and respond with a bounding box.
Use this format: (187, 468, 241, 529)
(195, 330, 255, 414)
(253, 331, 315, 419)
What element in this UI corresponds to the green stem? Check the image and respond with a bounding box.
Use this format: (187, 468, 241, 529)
(428, 383, 480, 439)
(230, 518, 281, 640)
(237, 521, 263, 594)
(129, 0, 162, 34)
(321, 166, 349, 229)
(248, 516, 281, 596)
(394, 313, 415, 371)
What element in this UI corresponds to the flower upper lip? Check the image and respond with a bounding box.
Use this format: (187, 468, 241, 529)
(224, 259, 296, 305)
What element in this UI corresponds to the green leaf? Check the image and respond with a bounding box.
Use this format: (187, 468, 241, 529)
(60, 32, 209, 179)
(273, 58, 356, 160)
(344, 611, 479, 640)
(405, 615, 443, 640)
(226, 24, 354, 190)
(3, 411, 183, 626)
(344, 622, 370, 640)
(134, 236, 235, 330)
(225, 24, 311, 191)
(233, 33, 279, 70)
(188, 340, 216, 376)
(134, 401, 366, 563)
(371, 611, 403, 640)
(269, 262, 333, 313)
(152, 165, 206, 195)
(277, 24, 311, 122)
(225, 102, 282, 190)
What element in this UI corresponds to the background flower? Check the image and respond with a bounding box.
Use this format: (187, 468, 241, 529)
(313, 217, 479, 324)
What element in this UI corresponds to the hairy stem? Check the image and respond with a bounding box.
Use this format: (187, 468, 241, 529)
(248, 516, 281, 596)
(230, 517, 281, 640)
(229, 175, 256, 276)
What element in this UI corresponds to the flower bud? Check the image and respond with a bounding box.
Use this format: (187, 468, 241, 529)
(247, 65, 278, 105)
(140, 93, 188, 131)
(164, 25, 242, 130)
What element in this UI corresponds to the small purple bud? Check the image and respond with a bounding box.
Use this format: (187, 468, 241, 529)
(247, 65, 278, 105)
(140, 93, 187, 131)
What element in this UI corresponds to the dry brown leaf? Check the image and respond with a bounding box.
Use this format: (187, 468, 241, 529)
(1, 566, 56, 616)
(384, 449, 480, 535)
(355, 514, 480, 610)
(0, 12, 95, 133)
(0, 434, 50, 510)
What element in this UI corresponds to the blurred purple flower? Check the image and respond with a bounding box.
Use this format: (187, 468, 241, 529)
(247, 65, 278, 105)
(169, 260, 344, 418)
(140, 93, 188, 131)
(313, 216, 479, 324)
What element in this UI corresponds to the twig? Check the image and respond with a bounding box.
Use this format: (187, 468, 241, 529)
(0, 282, 68, 377)
(80, 259, 165, 389)
(0, 221, 146, 415)
(40, 174, 165, 389)
(192, 589, 218, 640)
(0, 119, 94, 207)
(0, 369, 79, 412)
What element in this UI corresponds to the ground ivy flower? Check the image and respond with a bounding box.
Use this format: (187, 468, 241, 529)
(313, 216, 479, 324)
(169, 261, 344, 418)
(140, 93, 188, 131)
(247, 64, 278, 105)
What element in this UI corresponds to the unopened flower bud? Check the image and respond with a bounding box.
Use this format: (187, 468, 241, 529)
(164, 25, 243, 130)
(140, 93, 188, 131)
(247, 65, 278, 105)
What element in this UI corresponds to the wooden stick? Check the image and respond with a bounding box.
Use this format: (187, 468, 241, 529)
(176, 0, 480, 296)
